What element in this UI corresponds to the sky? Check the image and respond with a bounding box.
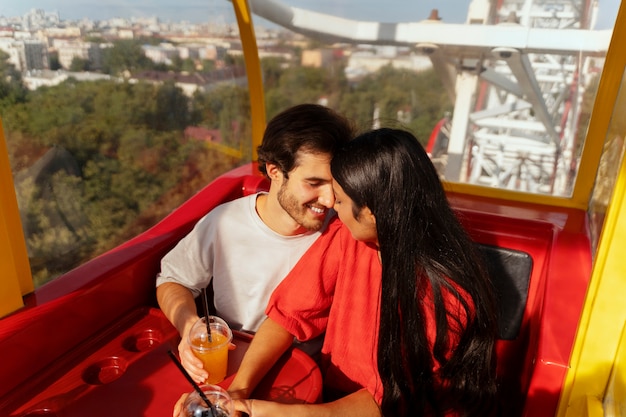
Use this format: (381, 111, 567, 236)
(0, 0, 621, 29)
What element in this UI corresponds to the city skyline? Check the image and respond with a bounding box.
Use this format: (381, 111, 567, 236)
(1, 0, 620, 29)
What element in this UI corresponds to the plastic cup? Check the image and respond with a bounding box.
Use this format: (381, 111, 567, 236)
(188, 316, 232, 384)
(183, 384, 233, 417)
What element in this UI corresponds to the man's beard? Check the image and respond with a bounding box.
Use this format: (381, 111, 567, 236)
(277, 181, 325, 232)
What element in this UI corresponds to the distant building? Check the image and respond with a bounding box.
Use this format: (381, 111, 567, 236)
(178, 44, 203, 60)
(131, 66, 247, 96)
(42, 26, 83, 38)
(259, 46, 293, 61)
(345, 50, 432, 80)
(301, 48, 335, 68)
(22, 69, 113, 90)
(0, 38, 49, 71)
(21, 70, 67, 90)
(0, 27, 13, 38)
(117, 28, 135, 39)
(56, 41, 106, 69)
(142, 43, 179, 65)
(22, 9, 60, 30)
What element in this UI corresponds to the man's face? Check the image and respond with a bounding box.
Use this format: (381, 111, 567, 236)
(277, 152, 334, 232)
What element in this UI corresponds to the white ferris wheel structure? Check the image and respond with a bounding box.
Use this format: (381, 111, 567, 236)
(247, 0, 611, 196)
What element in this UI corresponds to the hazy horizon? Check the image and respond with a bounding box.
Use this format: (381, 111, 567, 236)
(1, 0, 620, 29)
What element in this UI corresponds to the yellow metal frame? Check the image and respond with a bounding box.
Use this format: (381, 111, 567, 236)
(558, 141, 626, 415)
(603, 323, 626, 416)
(557, 0, 626, 411)
(231, 0, 266, 161)
(0, 117, 33, 317)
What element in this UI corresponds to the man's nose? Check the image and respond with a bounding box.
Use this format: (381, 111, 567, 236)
(318, 185, 335, 208)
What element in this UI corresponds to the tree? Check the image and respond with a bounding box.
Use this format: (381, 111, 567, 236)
(260, 57, 285, 90)
(101, 39, 154, 76)
(0, 50, 27, 111)
(152, 81, 191, 131)
(48, 51, 62, 70)
(70, 57, 91, 72)
(200, 59, 215, 72)
(337, 66, 452, 143)
(265, 66, 333, 117)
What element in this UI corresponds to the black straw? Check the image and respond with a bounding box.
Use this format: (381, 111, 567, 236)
(167, 350, 217, 415)
(201, 287, 213, 342)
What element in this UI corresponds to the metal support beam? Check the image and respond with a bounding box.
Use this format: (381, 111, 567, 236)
(492, 47, 561, 145)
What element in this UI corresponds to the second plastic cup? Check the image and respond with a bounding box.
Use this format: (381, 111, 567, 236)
(188, 316, 232, 384)
(183, 384, 233, 417)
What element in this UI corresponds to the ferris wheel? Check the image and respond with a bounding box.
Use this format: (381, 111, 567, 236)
(247, 0, 610, 196)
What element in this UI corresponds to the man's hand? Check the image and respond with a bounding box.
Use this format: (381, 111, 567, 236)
(178, 334, 208, 383)
(172, 392, 190, 417)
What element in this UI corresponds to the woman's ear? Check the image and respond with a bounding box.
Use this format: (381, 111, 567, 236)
(361, 206, 376, 224)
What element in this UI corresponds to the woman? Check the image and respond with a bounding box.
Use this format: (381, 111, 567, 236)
(180, 128, 498, 417)
(330, 128, 498, 416)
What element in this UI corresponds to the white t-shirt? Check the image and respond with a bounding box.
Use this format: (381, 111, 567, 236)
(156, 193, 329, 332)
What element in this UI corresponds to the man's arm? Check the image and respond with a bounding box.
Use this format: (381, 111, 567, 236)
(228, 317, 294, 400)
(156, 282, 206, 382)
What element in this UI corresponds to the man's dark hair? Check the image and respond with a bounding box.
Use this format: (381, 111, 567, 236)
(257, 104, 353, 177)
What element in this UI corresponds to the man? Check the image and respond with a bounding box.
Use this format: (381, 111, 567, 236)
(156, 103, 353, 383)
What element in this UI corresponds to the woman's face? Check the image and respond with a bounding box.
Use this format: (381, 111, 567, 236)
(332, 180, 378, 245)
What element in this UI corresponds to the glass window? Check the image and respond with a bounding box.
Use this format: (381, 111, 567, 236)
(1, 3, 251, 287)
(252, 0, 616, 197)
(2, 0, 620, 288)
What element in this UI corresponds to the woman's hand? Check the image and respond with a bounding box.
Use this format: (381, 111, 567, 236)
(233, 398, 288, 417)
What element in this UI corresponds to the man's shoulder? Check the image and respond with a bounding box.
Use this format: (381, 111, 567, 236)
(204, 193, 257, 217)
(192, 194, 259, 235)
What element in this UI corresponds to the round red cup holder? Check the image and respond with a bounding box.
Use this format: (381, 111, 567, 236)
(82, 357, 128, 385)
(123, 328, 163, 352)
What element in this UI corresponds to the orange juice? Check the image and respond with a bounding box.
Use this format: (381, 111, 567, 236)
(191, 332, 230, 384)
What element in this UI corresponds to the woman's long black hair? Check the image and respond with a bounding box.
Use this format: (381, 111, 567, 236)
(331, 128, 499, 416)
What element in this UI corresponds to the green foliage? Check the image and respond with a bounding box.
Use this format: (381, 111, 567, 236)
(0, 50, 28, 111)
(264, 65, 344, 118)
(153, 81, 192, 130)
(338, 66, 452, 143)
(48, 51, 61, 70)
(5, 77, 240, 285)
(84, 35, 106, 43)
(3, 49, 451, 288)
(15, 166, 93, 287)
(101, 39, 155, 75)
(70, 57, 91, 72)
(181, 58, 197, 73)
(200, 59, 216, 72)
(260, 57, 286, 90)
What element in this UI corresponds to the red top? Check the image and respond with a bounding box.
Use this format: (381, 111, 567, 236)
(266, 217, 471, 405)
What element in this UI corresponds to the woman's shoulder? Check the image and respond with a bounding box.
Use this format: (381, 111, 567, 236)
(316, 215, 350, 241)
